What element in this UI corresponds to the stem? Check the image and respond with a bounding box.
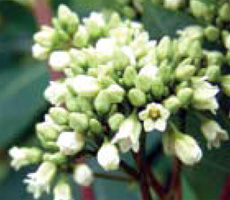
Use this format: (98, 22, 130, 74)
(120, 160, 139, 180)
(219, 168, 230, 200)
(94, 173, 133, 183)
(133, 132, 153, 200)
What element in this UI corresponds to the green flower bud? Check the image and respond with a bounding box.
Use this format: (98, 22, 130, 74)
(73, 25, 89, 48)
(188, 40, 202, 60)
(49, 107, 69, 125)
(222, 31, 230, 50)
(205, 51, 224, 66)
(94, 91, 111, 114)
(106, 84, 125, 103)
(128, 88, 146, 107)
(108, 113, 125, 132)
(218, 3, 230, 22)
(36, 122, 59, 141)
(226, 51, 230, 64)
(178, 26, 204, 41)
(58, 4, 79, 35)
(205, 65, 221, 82)
(164, 0, 184, 10)
(89, 119, 103, 134)
(157, 36, 172, 61)
(43, 152, 66, 165)
(158, 61, 173, 83)
(190, 0, 214, 21)
(204, 25, 219, 42)
(34, 26, 57, 48)
(113, 49, 130, 69)
(83, 12, 106, 38)
(69, 48, 87, 67)
(175, 64, 196, 81)
(76, 96, 94, 116)
(221, 75, 230, 96)
(65, 93, 78, 112)
(151, 77, 165, 98)
(123, 6, 136, 19)
(177, 38, 192, 57)
(177, 88, 193, 106)
(163, 96, 181, 113)
(69, 113, 89, 132)
(123, 66, 137, 87)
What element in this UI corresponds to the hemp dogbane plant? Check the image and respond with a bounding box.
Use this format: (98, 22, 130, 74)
(9, 3, 230, 200)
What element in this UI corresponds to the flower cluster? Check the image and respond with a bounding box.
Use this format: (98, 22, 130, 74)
(9, 4, 230, 199)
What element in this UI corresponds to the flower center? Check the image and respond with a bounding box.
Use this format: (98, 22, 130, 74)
(149, 107, 161, 119)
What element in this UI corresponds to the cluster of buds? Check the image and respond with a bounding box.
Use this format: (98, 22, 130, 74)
(9, 4, 230, 200)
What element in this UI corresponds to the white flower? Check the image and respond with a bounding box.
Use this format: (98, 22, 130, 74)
(174, 133, 202, 165)
(109, 26, 132, 45)
(97, 143, 120, 171)
(139, 103, 170, 132)
(54, 180, 73, 200)
(24, 162, 57, 199)
(201, 120, 229, 149)
(121, 46, 136, 66)
(73, 164, 94, 186)
(32, 43, 49, 60)
(67, 75, 101, 97)
(96, 38, 117, 58)
(139, 64, 158, 80)
(34, 26, 56, 47)
(49, 51, 71, 71)
(44, 81, 67, 105)
(192, 78, 219, 114)
(57, 132, 85, 155)
(9, 147, 41, 170)
(112, 115, 142, 153)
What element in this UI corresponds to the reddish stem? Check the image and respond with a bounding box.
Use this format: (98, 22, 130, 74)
(80, 186, 96, 200)
(219, 168, 230, 200)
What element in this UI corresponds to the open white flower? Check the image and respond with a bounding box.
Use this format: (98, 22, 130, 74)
(139, 103, 170, 132)
(54, 179, 73, 200)
(44, 81, 67, 105)
(112, 115, 142, 153)
(97, 143, 120, 171)
(49, 51, 71, 71)
(174, 133, 202, 165)
(57, 132, 85, 155)
(67, 75, 101, 97)
(96, 38, 117, 59)
(9, 147, 42, 171)
(24, 162, 57, 199)
(73, 164, 94, 186)
(201, 120, 229, 149)
(192, 78, 219, 114)
(32, 43, 49, 60)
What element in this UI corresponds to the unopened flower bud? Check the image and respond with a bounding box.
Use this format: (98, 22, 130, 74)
(68, 75, 101, 97)
(69, 48, 87, 67)
(162, 133, 175, 156)
(34, 26, 56, 47)
(36, 122, 59, 141)
(205, 51, 224, 66)
(205, 65, 221, 82)
(57, 132, 85, 155)
(73, 164, 94, 186)
(164, 0, 184, 10)
(97, 143, 120, 171)
(83, 12, 106, 38)
(58, 4, 79, 35)
(65, 93, 78, 112)
(175, 64, 196, 81)
(157, 36, 172, 61)
(123, 66, 137, 87)
(89, 119, 103, 134)
(188, 40, 202, 60)
(53, 179, 73, 200)
(44, 81, 67, 106)
(94, 90, 111, 114)
(24, 162, 57, 199)
(106, 84, 125, 103)
(177, 88, 193, 106)
(135, 65, 158, 92)
(163, 96, 181, 113)
(49, 51, 71, 71)
(158, 61, 173, 83)
(9, 147, 42, 170)
(128, 88, 146, 107)
(69, 113, 89, 132)
(73, 25, 89, 48)
(108, 113, 125, 132)
(151, 77, 165, 98)
(32, 43, 49, 60)
(174, 133, 202, 165)
(218, 3, 230, 22)
(49, 107, 69, 125)
(221, 75, 230, 96)
(204, 25, 219, 42)
(43, 152, 66, 165)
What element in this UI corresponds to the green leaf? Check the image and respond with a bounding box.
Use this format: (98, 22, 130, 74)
(0, 63, 49, 147)
(142, 2, 200, 39)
